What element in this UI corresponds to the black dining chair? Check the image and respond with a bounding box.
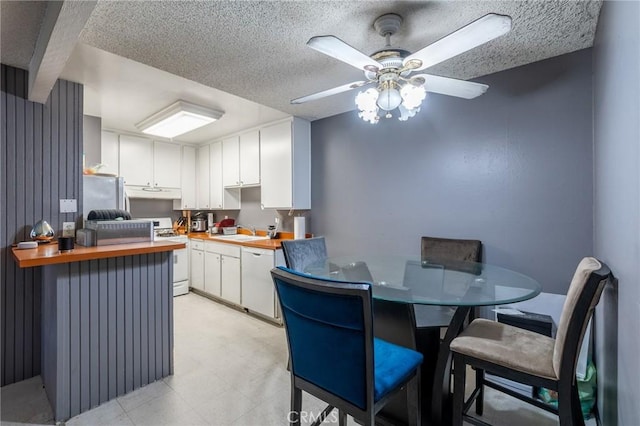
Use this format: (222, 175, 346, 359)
(450, 257, 613, 426)
(412, 236, 483, 332)
(271, 267, 423, 426)
(281, 236, 328, 272)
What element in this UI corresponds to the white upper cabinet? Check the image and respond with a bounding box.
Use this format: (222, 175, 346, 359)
(260, 118, 311, 209)
(209, 142, 223, 209)
(239, 130, 260, 186)
(222, 136, 240, 187)
(119, 135, 153, 186)
(222, 130, 260, 187)
(174, 145, 197, 210)
(100, 131, 119, 176)
(119, 136, 181, 188)
(196, 144, 210, 209)
(153, 141, 181, 188)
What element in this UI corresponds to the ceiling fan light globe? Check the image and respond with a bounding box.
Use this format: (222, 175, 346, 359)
(398, 104, 420, 121)
(358, 109, 379, 124)
(355, 88, 379, 112)
(377, 87, 402, 111)
(401, 84, 426, 110)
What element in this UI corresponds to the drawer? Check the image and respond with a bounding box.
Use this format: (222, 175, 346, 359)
(205, 241, 241, 258)
(191, 239, 205, 251)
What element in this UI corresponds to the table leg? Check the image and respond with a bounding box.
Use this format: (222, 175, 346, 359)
(430, 305, 471, 426)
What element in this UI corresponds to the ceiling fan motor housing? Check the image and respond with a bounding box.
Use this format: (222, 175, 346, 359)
(374, 13, 403, 37)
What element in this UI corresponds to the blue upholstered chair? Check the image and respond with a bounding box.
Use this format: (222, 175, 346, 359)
(271, 267, 423, 426)
(281, 237, 328, 273)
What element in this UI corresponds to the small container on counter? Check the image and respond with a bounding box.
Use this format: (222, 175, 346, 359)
(58, 237, 74, 252)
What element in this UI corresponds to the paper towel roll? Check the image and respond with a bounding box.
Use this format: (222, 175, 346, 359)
(293, 217, 306, 240)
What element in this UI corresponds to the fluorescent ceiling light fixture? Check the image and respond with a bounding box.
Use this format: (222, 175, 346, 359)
(136, 101, 224, 138)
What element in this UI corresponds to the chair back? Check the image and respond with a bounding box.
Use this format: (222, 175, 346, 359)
(553, 257, 612, 378)
(421, 236, 482, 263)
(271, 266, 375, 410)
(281, 236, 328, 272)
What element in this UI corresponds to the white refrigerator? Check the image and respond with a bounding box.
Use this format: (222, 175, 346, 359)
(82, 175, 127, 222)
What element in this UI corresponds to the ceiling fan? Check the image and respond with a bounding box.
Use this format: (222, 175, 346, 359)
(291, 13, 512, 123)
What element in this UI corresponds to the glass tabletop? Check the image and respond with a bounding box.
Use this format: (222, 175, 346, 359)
(303, 255, 541, 307)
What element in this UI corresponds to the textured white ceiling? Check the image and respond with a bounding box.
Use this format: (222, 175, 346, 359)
(77, 1, 602, 121)
(1, 0, 602, 139)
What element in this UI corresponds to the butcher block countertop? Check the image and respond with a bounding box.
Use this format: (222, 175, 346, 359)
(12, 240, 185, 268)
(188, 233, 285, 249)
(186, 230, 311, 250)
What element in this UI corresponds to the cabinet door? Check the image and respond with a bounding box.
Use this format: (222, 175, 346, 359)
(190, 249, 204, 291)
(221, 255, 241, 305)
(153, 141, 181, 188)
(239, 130, 260, 186)
(119, 135, 153, 186)
(241, 248, 275, 318)
(179, 145, 197, 209)
(100, 131, 119, 176)
(209, 142, 223, 209)
(196, 145, 210, 209)
(204, 251, 221, 297)
(260, 121, 292, 208)
(222, 136, 240, 187)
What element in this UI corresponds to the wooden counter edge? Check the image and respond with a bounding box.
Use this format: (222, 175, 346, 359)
(12, 241, 185, 268)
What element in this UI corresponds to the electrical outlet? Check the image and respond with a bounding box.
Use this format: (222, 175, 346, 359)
(60, 199, 77, 213)
(62, 222, 75, 237)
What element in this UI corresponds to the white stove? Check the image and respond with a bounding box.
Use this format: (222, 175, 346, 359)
(139, 217, 189, 296)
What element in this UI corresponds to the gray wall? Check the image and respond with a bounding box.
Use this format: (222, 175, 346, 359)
(211, 186, 297, 233)
(311, 49, 594, 294)
(1, 64, 83, 386)
(593, 2, 640, 425)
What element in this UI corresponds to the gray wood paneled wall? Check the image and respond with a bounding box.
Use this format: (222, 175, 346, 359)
(41, 253, 173, 421)
(1, 64, 83, 386)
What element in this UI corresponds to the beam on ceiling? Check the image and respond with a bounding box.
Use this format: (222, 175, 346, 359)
(28, 1, 96, 104)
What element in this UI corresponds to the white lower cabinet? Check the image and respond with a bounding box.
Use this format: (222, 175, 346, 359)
(190, 240, 205, 291)
(221, 255, 241, 305)
(204, 242, 241, 305)
(204, 251, 221, 297)
(241, 247, 285, 320)
(191, 239, 282, 321)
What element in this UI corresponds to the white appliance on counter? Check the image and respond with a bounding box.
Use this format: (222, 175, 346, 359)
(139, 217, 189, 296)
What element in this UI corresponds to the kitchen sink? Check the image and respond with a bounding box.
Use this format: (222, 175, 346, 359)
(212, 234, 270, 242)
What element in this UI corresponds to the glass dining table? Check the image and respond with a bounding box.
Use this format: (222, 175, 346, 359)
(304, 255, 542, 426)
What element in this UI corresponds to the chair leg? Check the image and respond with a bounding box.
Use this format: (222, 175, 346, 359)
(475, 367, 484, 416)
(406, 374, 421, 426)
(338, 410, 348, 426)
(290, 385, 302, 426)
(558, 382, 585, 426)
(452, 353, 466, 426)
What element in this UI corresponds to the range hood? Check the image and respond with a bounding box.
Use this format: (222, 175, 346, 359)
(126, 185, 182, 200)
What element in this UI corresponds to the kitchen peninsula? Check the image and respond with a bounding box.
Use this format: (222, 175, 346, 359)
(12, 240, 185, 422)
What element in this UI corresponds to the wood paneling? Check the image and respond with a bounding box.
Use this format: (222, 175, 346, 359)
(1, 64, 83, 386)
(41, 254, 173, 421)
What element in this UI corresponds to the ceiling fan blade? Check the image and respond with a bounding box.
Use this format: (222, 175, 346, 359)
(413, 74, 488, 99)
(291, 81, 370, 104)
(307, 36, 382, 72)
(404, 13, 512, 71)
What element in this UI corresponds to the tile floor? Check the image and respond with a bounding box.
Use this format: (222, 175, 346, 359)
(1, 292, 595, 425)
